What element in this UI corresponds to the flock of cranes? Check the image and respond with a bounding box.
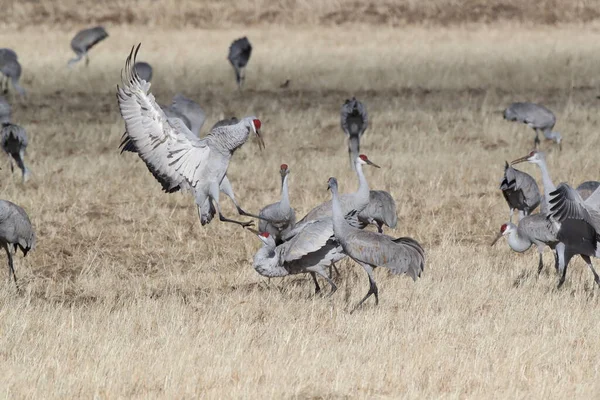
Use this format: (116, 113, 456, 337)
(0, 27, 598, 307)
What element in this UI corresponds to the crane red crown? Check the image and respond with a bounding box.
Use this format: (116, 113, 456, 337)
(260, 232, 270, 238)
(280, 164, 288, 170)
(253, 119, 261, 130)
(359, 154, 368, 161)
(501, 223, 508, 232)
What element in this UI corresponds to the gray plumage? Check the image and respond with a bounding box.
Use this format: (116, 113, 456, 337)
(0, 96, 10, 124)
(341, 97, 368, 170)
(0, 49, 17, 65)
(117, 44, 264, 228)
(169, 94, 206, 136)
(503, 102, 561, 149)
(228, 37, 252, 90)
(499, 161, 541, 221)
(1, 122, 29, 182)
(252, 218, 344, 295)
(298, 155, 379, 225)
(68, 26, 108, 67)
(576, 181, 600, 201)
(357, 190, 397, 233)
(211, 117, 239, 130)
(134, 61, 153, 82)
(0, 58, 25, 96)
(258, 164, 296, 244)
(328, 177, 424, 311)
(0, 199, 35, 288)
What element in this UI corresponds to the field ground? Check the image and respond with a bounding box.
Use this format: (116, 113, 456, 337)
(2, 24, 600, 397)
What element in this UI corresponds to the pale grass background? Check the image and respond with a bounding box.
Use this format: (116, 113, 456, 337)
(1, 22, 600, 398)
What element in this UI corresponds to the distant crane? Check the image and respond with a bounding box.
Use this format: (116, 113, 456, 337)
(511, 150, 600, 287)
(576, 181, 600, 201)
(328, 177, 424, 311)
(258, 164, 296, 244)
(68, 26, 108, 67)
(117, 44, 265, 228)
(357, 190, 397, 233)
(298, 154, 380, 225)
(503, 102, 562, 150)
(134, 61, 153, 82)
(0, 199, 35, 288)
(341, 97, 368, 171)
(228, 37, 252, 90)
(0, 49, 19, 96)
(499, 161, 541, 221)
(0, 96, 10, 123)
(1, 122, 29, 182)
(0, 59, 25, 96)
(169, 94, 206, 136)
(0, 49, 17, 65)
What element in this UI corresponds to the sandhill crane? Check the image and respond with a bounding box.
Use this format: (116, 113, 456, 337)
(499, 161, 541, 221)
(258, 164, 296, 243)
(341, 97, 368, 171)
(169, 94, 206, 136)
(228, 37, 252, 90)
(117, 44, 265, 228)
(511, 150, 600, 287)
(1, 122, 29, 182)
(0, 96, 10, 123)
(134, 61, 153, 82)
(328, 177, 424, 311)
(503, 102, 562, 150)
(576, 181, 600, 201)
(0, 59, 25, 96)
(68, 26, 108, 67)
(0, 49, 17, 64)
(357, 190, 397, 233)
(0, 199, 35, 288)
(298, 154, 379, 225)
(491, 214, 559, 275)
(251, 219, 344, 295)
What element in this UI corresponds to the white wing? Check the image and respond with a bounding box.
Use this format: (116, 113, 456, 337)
(117, 45, 210, 193)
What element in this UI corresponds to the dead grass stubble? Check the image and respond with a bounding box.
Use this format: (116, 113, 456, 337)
(1, 26, 600, 398)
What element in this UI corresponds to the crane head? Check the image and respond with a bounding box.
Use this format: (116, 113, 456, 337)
(279, 164, 289, 176)
(249, 117, 264, 150)
(357, 154, 380, 168)
(490, 223, 514, 246)
(258, 231, 275, 247)
(327, 177, 338, 191)
(510, 150, 544, 166)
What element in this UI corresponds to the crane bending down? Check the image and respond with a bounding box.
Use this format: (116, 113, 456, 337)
(258, 164, 296, 244)
(0, 200, 35, 288)
(511, 151, 600, 288)
(499, 161, 541, 221)
(68, 26, 108, 67)
(228, 37, 252, 90)
(1, 122, 29, 182)
(357, 190, 397, 233)
(503, 102, 562, 150)
(341, 98, 368, 171)
(117, 44, 265, 228)
(0, 59, 25, 96)
(328, 177, 424, 312)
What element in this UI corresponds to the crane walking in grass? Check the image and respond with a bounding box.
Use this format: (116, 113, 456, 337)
(258, 164, 296, 244)
(1, 122, 29, 183)
(341, 97, 368, 171)
(503, 102, 562, 150)
(117, 44, 266, 228)
(68, 26, 108, 67)
(0, 200, 35, 289)
(228, 37, 252, 90)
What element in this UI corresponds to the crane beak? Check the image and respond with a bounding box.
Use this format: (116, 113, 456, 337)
(365, 159, 380, 168)
(256, 130, 265, 151)
(490, 231, 503, 246)
(510, 156, 529, 165)
(246, 227, 259, 235)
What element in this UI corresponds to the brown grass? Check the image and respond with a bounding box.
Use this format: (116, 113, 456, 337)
(2, 0, 600, 28)
(2, 24, 600, 397)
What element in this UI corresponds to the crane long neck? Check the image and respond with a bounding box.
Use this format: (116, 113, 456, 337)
(209, 124, 249, 153)
(507, 229, 532, 253)
(280, 174, 290, 211)
(354, 162, 370, 209)
(537, 160, 556, 210)
(330, 185, 349, 241)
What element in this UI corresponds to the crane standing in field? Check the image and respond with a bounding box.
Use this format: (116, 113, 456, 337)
(68, 26, 108, 67)
(499, 161, 541, 221)
(357, 190, 397, 233)
(0, 200, 35, 289)
(503, 102, 562, 150)
(511, 151, 600, 288)
(134, 61, 153, 82)
(341, 97, 368, 171)
(258, 164, 296, 244)
(228, 37, 252, 90)
(328, 177, 424, 311)
(0, 59, 26, 96)
(1, 122, 29, 183)
(117, 44, 265, 228)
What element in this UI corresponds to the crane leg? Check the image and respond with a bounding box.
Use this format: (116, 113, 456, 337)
(2, 76, 7, 94)
(314, 270, 337, 297)
(85, 54, 90, 66)
(534, 131, 541, 149)
(537, 250, 544, 275)
(328, 262, 340, 279)
(2, 242, 18, 290)
(581, 255, 600, 288)
(310, 272, 321, 294)
(207, 187, 253, 228)
(350, 261, 378, 313)
(555, 243, 573, 289)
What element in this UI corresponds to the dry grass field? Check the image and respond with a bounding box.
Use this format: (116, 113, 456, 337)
(2, 12, 600, 399)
